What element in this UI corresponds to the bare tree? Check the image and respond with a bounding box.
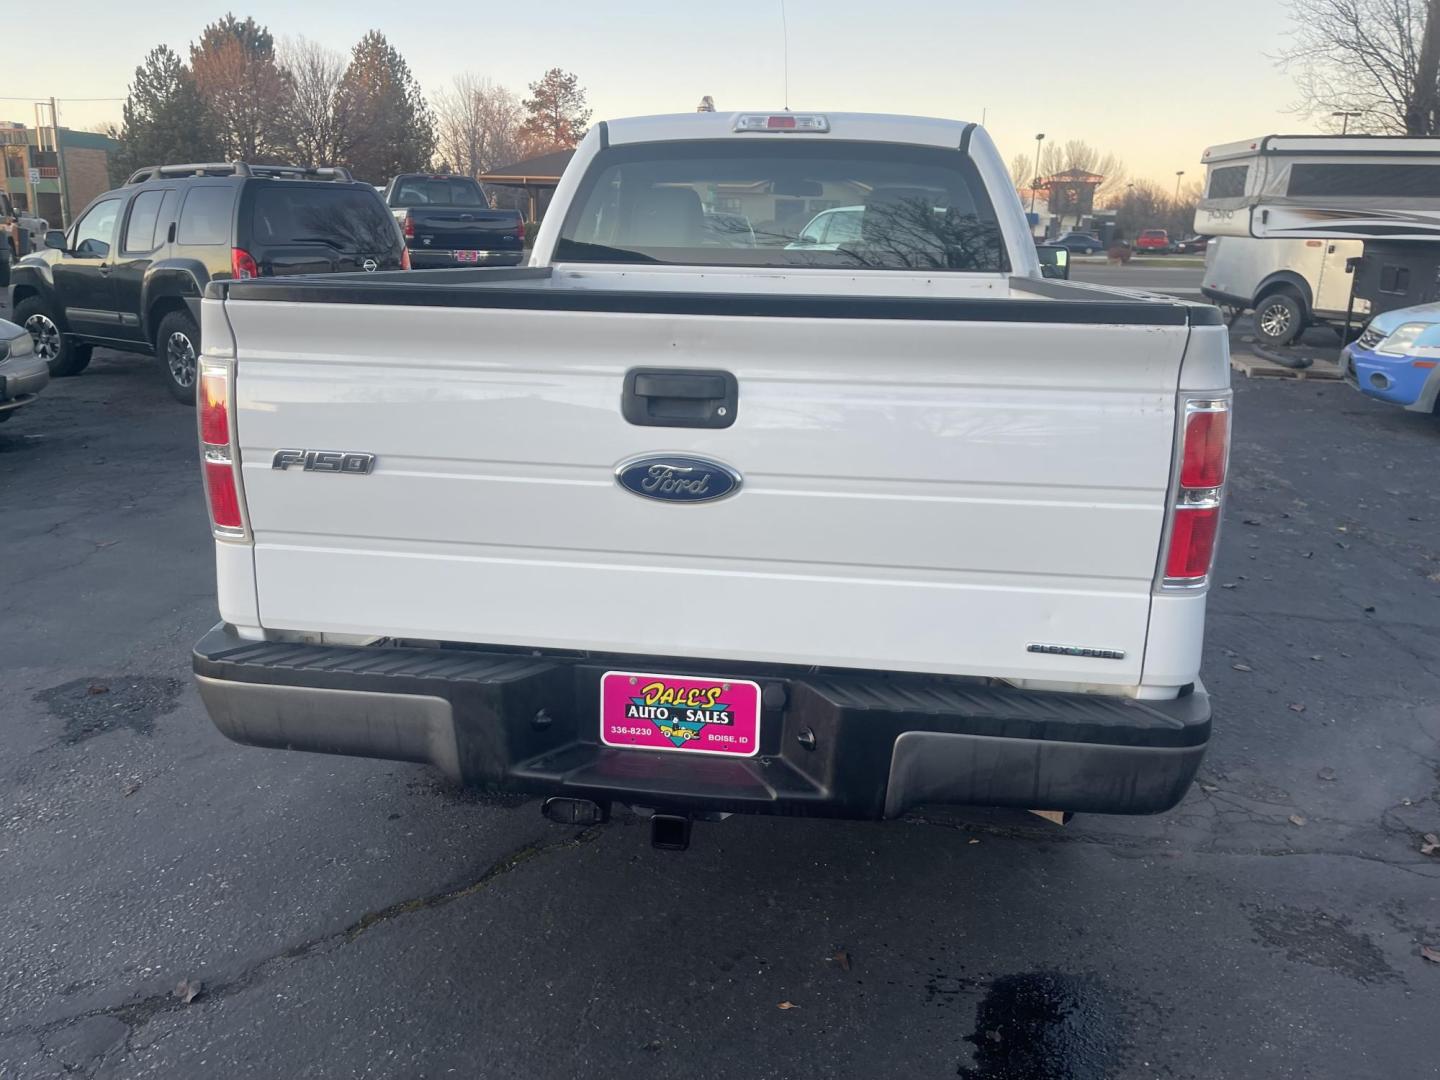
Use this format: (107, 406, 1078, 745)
(433, 73, 524, 178)
(1056, 139, 1127, 205)
(1009, 152, 1035, 190)
(1280, 0, 1440, 133)
(279, 37, 348, 167)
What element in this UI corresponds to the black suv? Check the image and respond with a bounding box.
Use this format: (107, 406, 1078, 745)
(7, 162, 406, 403)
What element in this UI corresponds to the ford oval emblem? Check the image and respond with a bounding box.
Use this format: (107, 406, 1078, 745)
(615, 455, 741, 504)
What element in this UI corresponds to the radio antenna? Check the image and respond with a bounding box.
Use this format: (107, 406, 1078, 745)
(780, 0, 790, 109)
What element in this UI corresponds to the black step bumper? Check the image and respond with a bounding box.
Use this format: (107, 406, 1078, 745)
(192, 625, 1210, 820)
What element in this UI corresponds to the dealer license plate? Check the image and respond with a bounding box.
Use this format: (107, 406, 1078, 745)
(599, 671, 761, 757)
(453, 250, 482, 263)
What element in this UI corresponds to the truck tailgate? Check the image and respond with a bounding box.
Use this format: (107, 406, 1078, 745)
(220, 291, 1193, 686)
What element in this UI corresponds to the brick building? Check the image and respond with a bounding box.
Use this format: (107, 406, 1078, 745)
(1, 123, 120, 229)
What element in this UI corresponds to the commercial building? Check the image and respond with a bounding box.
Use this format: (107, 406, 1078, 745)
(1, 122, 120, 229)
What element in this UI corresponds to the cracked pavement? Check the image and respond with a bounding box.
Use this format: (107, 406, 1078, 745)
(1, 321, 1438, 1079)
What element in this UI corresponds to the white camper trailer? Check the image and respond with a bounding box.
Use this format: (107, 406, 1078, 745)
(1195, 135, 1440, 241)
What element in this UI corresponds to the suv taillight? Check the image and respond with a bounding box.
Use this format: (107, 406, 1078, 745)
(517, 219, 526, 242)
(403, 215, 414, 239)
(198, 359, 247, 538)
(231, 247, 259, 280)
(400, 247, 411, 270)
(1161, 396, 1231, 588)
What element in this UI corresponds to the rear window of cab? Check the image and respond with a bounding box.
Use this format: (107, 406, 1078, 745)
(557, 139, 1009, 273)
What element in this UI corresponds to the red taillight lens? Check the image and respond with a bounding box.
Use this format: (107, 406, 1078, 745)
(517, 219, 526, 242)
(400, 246, 411, 270)
(200, 369, 229, 445)
(1180, 409, 1229, 488)
(231, 247, 259, 280)
(403, 215, 414, 238)
(767, 115, 798, 129)
(1165, 506, 1220, 580)
(204, 458, 243, 529)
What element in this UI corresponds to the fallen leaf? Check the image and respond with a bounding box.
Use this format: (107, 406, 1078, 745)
(1289, 814, 1307, 827)
(1363, 605, 1376, 614)
(1317, 767, 1338, 782)
(1420, 834, 1439, 856)
(121, 781, 142, 797)
(174, 979, 203, 1004)
(1422, 946, 1440, 964)
(777, 1001, 799, 1010)
(1309, 655, 1324, 662)
(1242, 518, 1263, 526)
(86, 684, 109, 696)
(1336, 541, 1350, 550)
(834, 950, 851, 972)
(1288, 703, 1307, 713)
(1301, 551, 1314, 559)
(1232, 663, 1253, 672)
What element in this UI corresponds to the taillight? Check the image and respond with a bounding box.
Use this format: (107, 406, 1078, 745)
(197, 358, 247, 539)
(517, 219, 526, 242)
(1161, 396, 1230, 589)
(231, 247, 259, 280)
(1179, 408, 1228, 488)
(403, 215, 414, 239)
(400, 246, 411, 270)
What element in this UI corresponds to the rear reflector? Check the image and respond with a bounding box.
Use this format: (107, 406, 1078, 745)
(204, 458, 243, 530)
(1165, 505, 1220, 581)
(734, 113, 830, 133)
(1180, 408, 1228, 488)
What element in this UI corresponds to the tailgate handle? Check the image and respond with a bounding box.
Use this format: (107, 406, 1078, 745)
(622, 367, 737, 429)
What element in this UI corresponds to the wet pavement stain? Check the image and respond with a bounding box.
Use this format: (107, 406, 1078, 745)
(958, 971, 1123, 1080)
(1248, 905, 1399, 984)
(36, 676, 183, 745)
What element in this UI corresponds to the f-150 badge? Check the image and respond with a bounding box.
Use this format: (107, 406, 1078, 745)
(615, 455, 740, 503)
(271, 449, 376, 474)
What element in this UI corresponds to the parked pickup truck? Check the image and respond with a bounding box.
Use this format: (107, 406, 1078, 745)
(192, 112, 1230, 847)
(383, 173, 524, 268)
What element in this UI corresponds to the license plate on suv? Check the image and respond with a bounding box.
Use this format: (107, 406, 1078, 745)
(453, 250, 482, 263)
(599, 671, 761, 757)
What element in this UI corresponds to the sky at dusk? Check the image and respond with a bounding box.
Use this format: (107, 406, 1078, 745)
(3, 0, 1303, 185)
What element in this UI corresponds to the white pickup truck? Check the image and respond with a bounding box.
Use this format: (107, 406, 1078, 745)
(191, 112, 1230, 844)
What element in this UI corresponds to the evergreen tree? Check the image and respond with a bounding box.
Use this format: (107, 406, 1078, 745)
(519, 69, 591, 153)
(190, 13, 292, 161)
(337, 31, 437, 183)
(110, 46, 220, 184)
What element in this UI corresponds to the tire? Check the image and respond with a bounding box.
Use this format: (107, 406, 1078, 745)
(12, 297, 91, 377)
(1254, 291, 1304, 347)
(157, 309, 201, 405)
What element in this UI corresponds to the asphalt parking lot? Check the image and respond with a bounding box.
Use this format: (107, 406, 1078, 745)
(2, 304, 1438, 1079)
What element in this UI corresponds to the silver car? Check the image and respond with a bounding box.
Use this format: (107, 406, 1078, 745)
(0, 317, 50, 423)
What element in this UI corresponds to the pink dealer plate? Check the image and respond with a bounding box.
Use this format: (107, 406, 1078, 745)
(599, 671, 762, 758)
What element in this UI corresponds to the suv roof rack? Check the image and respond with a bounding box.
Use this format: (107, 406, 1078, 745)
(125, 162, 356, 185)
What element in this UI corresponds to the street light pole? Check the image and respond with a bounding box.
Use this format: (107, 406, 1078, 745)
(1174, 170, 1185, 201)
(1030, 133, 1045, 214)
(1331, 110, 1362, 134)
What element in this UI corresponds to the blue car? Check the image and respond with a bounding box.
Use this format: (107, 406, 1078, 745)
(1343, 302, 1440, 414)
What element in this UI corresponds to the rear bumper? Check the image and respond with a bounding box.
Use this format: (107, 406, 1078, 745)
(192, 625, 1210, 820)
(407, 248, 523, 269)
